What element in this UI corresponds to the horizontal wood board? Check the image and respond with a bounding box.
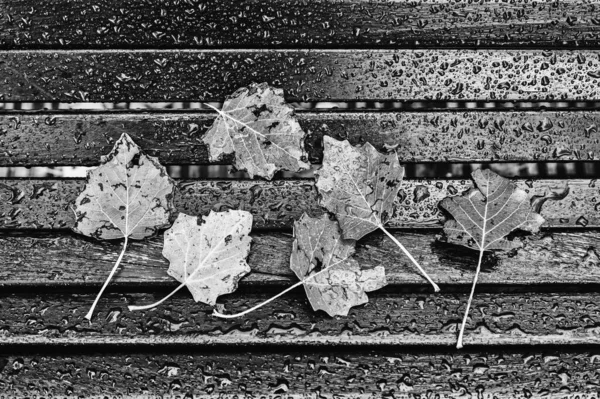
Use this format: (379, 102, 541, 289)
(0, 350, 599, 397)
(2, 290, 600, 346)
(1, 230, 599, 287)
(4, 50, 600, 101)
(0, 178, 593, 230)
(1, 0, 600, 49)
(1, 111, 599, 166)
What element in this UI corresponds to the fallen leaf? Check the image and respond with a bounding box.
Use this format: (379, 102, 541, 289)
(315, 136, 402, 240)
(203, 82, 309, 179)
(315, 136, 439, 292)
(72, 133, 176, 319)
(129, 210, 252, 311)
(290, 214, 386, 316)
(212, 213, 386, 319)
(73, 133, 175, 240)
(439, 168, 545, 348)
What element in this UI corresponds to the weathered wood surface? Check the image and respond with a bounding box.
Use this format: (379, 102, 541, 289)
(4, 50, 600, 101)
(2, 229, 599, 287)
(2, 0, 600, 50)
(3, 289, 600, 346)
(2, 111, 599, 166)
(1, 349, 599, 397)
(0, 178, 592, 230)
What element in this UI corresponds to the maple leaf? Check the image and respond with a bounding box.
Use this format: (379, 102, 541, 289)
(315, 136, 439, 292)
(72, 133, 176, 320)
(203, 82, 310, 180)
(439, 169, 545, 348)
(129, 210, 252, 311)
(213, 214, 386, 319)
(290, 214, 386, 316)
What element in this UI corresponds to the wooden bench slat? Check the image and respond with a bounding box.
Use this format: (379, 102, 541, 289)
(2, 230, 599, 287)
(1, 0, 599, 49)
(2, 290, 600, 346)
(1, 111, 599, 166)
(0, 178, 592, 230)
(3, 50, 600, 101)
(0, 350, 598, 397)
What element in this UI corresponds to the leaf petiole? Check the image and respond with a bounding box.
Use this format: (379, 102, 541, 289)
(379, 225, 440, 292)
(456, 248, 484, 349)
(85, 236, 128, 321)
(128, 282, 186, 312)
(213, 267, 329, 319)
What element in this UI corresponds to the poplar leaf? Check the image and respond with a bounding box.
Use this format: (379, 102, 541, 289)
(315, 136, 403, 240)
(438, 169, 545, 348)
(440, 169, 545, 251)
(315, 136, 439, 292)
(73, 133, 175, 239)
(72, 133, 176, 320)
(290, 214, 386, 317)
(129, 210, 252, 311)
(203, 82, 309, 180)
(212, 213, 386, 319)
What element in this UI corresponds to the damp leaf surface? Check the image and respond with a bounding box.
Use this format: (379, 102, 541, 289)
(72, 133, 176, 320)
(315, 136, 403, 240)
(440, 169, 545, 251)
(315, 136, 439, 292)
(203, 82, 309, 179)
(129, 210, 252, 311)
(290, 214, 387, 317)
(439, 168, 545, 348)
(73, 133, 175, 240)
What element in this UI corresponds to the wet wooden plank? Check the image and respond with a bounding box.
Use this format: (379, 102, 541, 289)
(3, 50, 600, 102)
(0, 349, 599, 397)
(1, 0, 599, 50)
(1, 229, 599, 287)
(1, 111, 599, 166)
(0, 178, 592, 230)
(3, 289, 600, 346)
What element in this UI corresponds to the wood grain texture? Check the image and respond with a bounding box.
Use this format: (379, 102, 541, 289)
(2, 229, 599, 287)
(3, 290, 600, 346)
(0, 178, 593, 230)
(1, 0, 600, 49)
(2, 111, 600, 166)
(4, 50, 600, 101)
(0, 349, 599, 397)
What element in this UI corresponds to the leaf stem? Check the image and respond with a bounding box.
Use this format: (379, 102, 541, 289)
(379, 226, 440, 292)
(85, 236, 128, 321)
(213, 268, 328, 319)
(128, 283, 186, 312)
(203, 102, 222, 114)
(456, 248, 484, 349)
